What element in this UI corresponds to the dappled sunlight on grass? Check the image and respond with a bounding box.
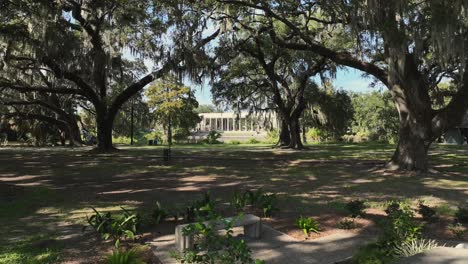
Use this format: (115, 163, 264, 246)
(0, 142, 467, 260)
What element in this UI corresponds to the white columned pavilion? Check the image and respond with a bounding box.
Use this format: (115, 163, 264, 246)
(197, 112, 278, 132)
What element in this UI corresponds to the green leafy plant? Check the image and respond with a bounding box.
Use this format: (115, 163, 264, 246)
(231, 191, 248, 212)
(345, 199, 366, 218)
(296, 216, 320, 236)
(259, 193, 279, 217)
(244, 189, 264, 206)
(106, 247, 145, 264)
(455, 207, 468, 224)
(417, 202, 436, 221)
(86, 207, 139, 247)
(393, 239, 440, 258)
(185, 192, 216, 222)
(337, 218, 357, 230)
(204, 131, 222, 144)
(151, 201, 167, 225)
(381, 201, 422, 247)
(448, 223, 467, 239)
(173, 214, 264, 264)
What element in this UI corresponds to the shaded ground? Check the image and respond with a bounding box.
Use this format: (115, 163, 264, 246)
(0, 142, 467, 263)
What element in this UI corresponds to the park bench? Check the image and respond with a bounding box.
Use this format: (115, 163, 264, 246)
(175, 214, 262, 251)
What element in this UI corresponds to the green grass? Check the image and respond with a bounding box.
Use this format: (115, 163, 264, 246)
(0, 235, 63, 264)
(0, 142, 467, 261)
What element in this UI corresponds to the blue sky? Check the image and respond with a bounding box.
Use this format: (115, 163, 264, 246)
(192, 67, 385, 105)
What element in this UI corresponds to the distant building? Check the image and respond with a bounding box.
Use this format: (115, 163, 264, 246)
(191, 112, 278, 143)
(444, 111, 468, 145)
(196, 112, 278, 132)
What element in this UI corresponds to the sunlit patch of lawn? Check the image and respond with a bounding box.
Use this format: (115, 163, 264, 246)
(0, 235, 63, 264)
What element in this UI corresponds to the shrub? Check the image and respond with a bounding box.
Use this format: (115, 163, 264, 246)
(265, 129, 279, 144)
(307, 127, 328, 142)
(296, 216, 320, 236)
(337, 218, 357, 230)
(173, 214, 264, 264)
(417, 202, 436, 221)
(381, 201, 422, 247)
(455, 207, 468, 223)
(86, 207, 139, 247)
(448, 223, 467, 239)
(346, 200, 366, 218)
(204, 131, 222, 144)
(106, 247, 145, 264)
(228, 140, 241, 145)
(246, 138, 260, 144)
(393, 239, 440, 258)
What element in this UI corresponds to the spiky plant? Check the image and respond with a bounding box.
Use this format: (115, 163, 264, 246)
(393, 239, 440, 257)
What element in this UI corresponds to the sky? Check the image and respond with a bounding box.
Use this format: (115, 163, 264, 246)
(191, 67, 385, 105)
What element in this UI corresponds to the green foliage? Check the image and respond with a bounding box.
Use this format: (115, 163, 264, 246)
(86, 207, 139, 247)
(350, 92, 399, 143)
(346, 200, 366, 218)
(306, 127, 329, 142)
(381, 202, 422, 247)
(150, 201, 168, 225)
(204, 131, 222, 144)
(173, 214, 263, 264)
(106, 247, 145, 264)
(259, 193, 279, 217)
(246, 138, 260, 144)
(393, 239, 440, 258)
(265, 129, 279, 144)
(304, 88, 354, 141)
(245, 189, 264, 207)
(417, 202, 436, 221)
(448, 223, 467, 239)
(229, 189, 278, 217)
(143, 131, 164, 144)
(185, 192, 216, 222)
(228, 140, 241, 145)
(195, 105, 218, 113)
(455, 207, 468, 224)
(231, 191, 248, 212)
(145, 75, 200, 143)
(296, 216, 320, 236)
(337, 218, 357, 230)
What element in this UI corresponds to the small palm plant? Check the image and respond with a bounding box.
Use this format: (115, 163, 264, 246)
(296, 216, 320, 236)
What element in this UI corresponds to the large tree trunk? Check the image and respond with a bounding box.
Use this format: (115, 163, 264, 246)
(287, 117, 303, 149)
(277, 119, 291, 147)
(385, 51, 434, 172)
(66, 116, 83, 146)
(95, 107, 116, 151)
(387, 119, 431, 171)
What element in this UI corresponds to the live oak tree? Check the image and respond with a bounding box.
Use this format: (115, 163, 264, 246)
(0, 0, 217, 151)
(218, 0, 468, 171)
(1, 90, 83, 146)
(211, 14, 329, 149)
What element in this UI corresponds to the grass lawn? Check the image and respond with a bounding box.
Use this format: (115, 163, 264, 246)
(0, 142, 467, 263)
